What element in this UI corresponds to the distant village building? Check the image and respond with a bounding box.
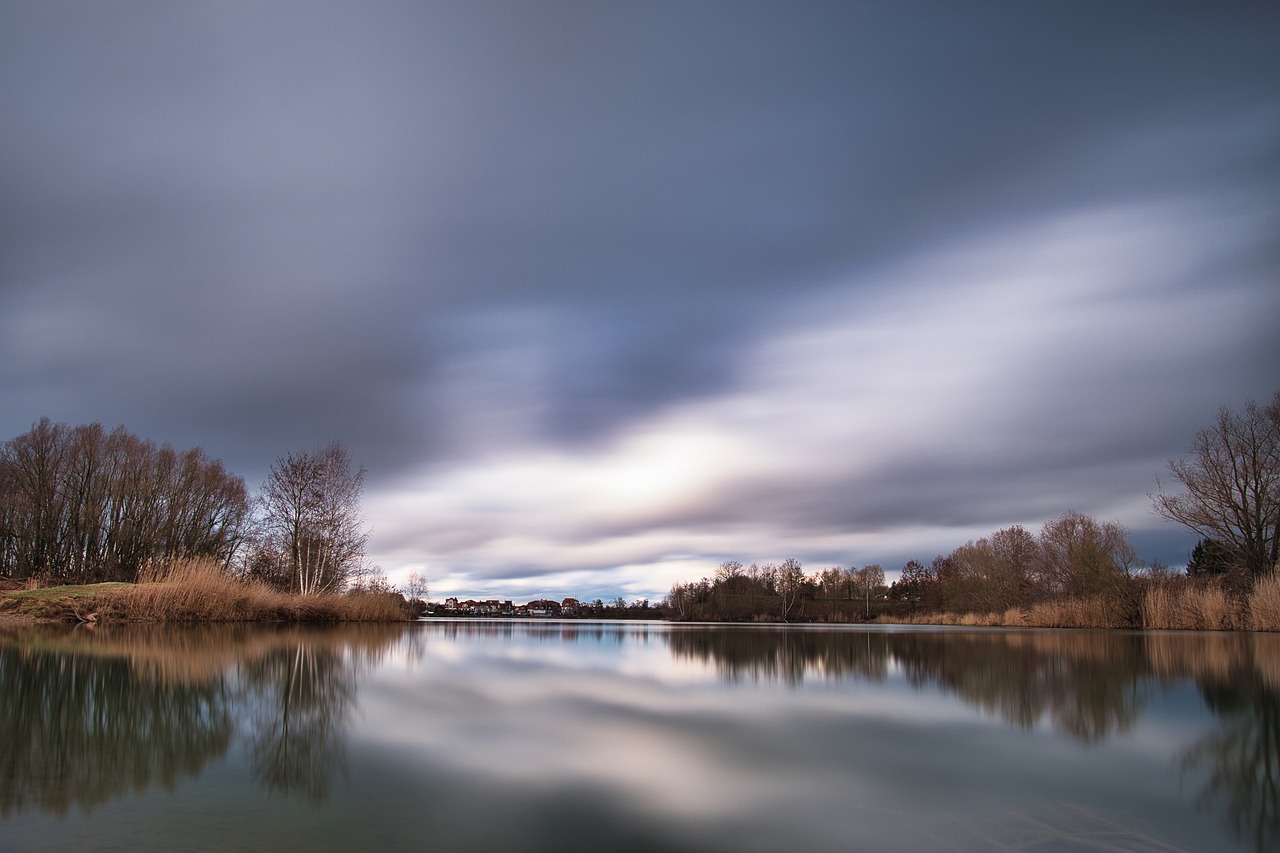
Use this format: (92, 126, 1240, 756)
(436, 595, 589, 618)
(525, 599, 561, 616)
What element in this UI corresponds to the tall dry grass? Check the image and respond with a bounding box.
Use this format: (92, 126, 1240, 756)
(882, 611, 997, 627)
(885, 576, 1280, 632)
(97, 559, 408, 623)
(1249, 572, 1280, 631)
(1020, 597, 1128, 629)
(1141, 584, 1240, 630)
(884, 597, 1132, 629)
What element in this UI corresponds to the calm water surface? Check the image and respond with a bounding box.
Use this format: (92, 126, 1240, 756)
(2, 620, 1277, 852)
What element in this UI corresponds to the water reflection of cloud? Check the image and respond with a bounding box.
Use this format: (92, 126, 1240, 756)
(358, 637, 1036, 837)
(349, 623, 1272, 852)
(358, 657, 1221, 852)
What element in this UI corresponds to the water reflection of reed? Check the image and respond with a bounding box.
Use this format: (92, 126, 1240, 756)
(1253, 634, 1280, 694)
(0, 622, 408, 686)
(0, 623, 411, 816)
(1144, 632, 1257, 686)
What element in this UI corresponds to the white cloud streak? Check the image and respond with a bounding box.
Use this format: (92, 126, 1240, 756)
(372, 194, 1274, 598)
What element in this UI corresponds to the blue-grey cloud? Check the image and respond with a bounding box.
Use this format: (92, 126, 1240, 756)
(2, 2, 1278, 599)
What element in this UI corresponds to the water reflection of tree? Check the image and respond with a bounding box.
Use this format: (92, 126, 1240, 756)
(426, 619, 644, 647)
(0, 644, 233, 816)
(666, 628, 1151, 741)
(894, 632, 1150, 743)
(1183, 676, 1280, 852)
(0, 624, 410, 815)
(666, 628, 891, 685)
(239, 640, 356, 801)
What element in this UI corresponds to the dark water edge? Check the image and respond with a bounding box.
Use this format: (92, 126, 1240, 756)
(1, 620, 1276, 852)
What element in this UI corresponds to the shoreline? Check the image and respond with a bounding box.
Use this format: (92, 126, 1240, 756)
(0, 612, 49, 626)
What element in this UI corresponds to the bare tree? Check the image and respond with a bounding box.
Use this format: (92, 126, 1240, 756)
(1152, 392, 1280, 578)
(1037, 511, 1138, 601)
(776, 558, 805, 622)
(852, 564, 885, 618)
(756, 559, 805, 622)
(257, 442, 369, 595)
(818, 566, 846, 618)
(665, 581, 695, 620)
(948, 525, 1039, 612)
(715, 560, 744, 583)
(665, 579, 709, 621)
(402, 571, 429, 604)
(0, 418, 70, 581)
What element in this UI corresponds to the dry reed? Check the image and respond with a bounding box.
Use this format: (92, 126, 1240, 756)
(1142, 583, 1242, 630)
(96, 559, 408, 623)
(884, 597, 1131, 629)
(1020, 597, 1128, 629)
(885, 577, 1280, 632)
(1249, 572, 1280, 631)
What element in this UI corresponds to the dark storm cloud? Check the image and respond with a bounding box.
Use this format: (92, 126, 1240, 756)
(3, 2, 1279, 597)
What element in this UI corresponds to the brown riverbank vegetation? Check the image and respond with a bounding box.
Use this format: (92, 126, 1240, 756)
(0, 559, 410, 623)
(881, 572, 1280, 631)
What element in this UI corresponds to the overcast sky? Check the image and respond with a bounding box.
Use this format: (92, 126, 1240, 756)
(3, 2, 1277, 602)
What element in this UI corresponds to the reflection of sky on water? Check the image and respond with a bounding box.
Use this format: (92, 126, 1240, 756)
(3, 622, 1269, 853)
(349, 622, 1238, 852)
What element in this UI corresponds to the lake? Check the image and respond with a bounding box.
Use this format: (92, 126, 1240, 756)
(2, 620, 1276, 852)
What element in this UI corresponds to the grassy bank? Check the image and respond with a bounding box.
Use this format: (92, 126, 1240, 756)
(881, 573, 1280, 631)
(0, 582, 131, 622)
(0, 560, 409, 623)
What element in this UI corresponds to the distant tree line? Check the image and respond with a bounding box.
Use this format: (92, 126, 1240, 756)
(889, 511, 1139, 620)
(422, 596, 660, 619)
(664, 511, 1140, 623)
(0, 418, 371, 594)
(666, 390, 1280, 625)
(666, 558, 887, 623)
